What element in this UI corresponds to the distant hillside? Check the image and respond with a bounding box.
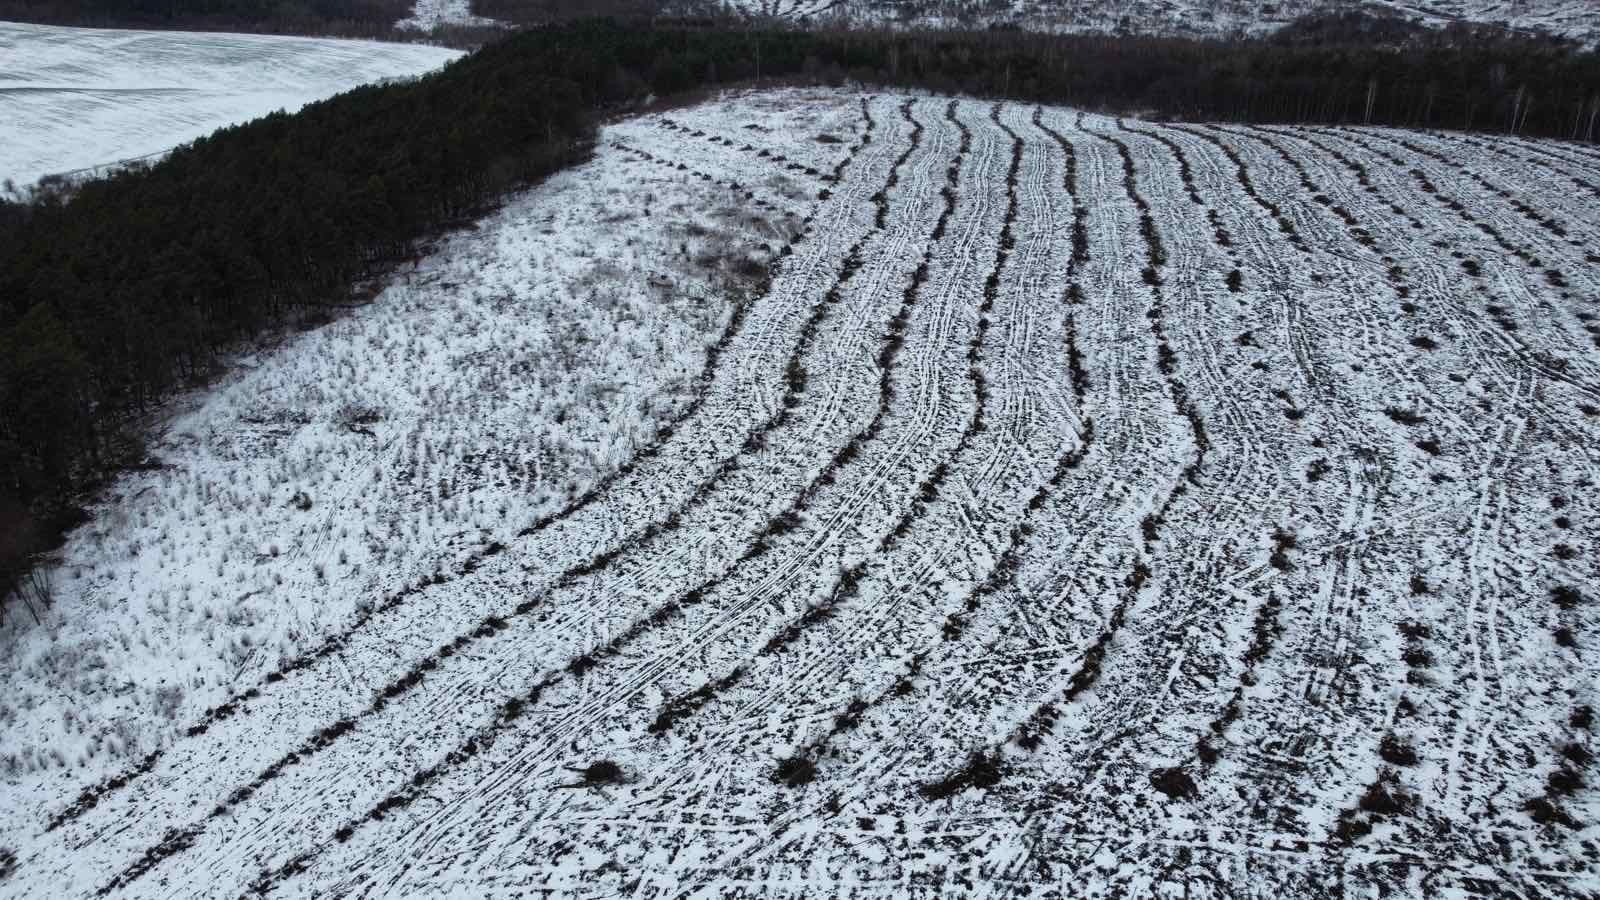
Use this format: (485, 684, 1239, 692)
(4, 0, 1593, 43)
(707, 0, 1600, 44)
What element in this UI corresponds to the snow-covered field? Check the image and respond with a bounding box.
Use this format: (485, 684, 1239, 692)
(0, 83, 852, 878)
(4, 87, 1600, 896)
(0, 21, 461, 189)
(730, 0, 1600, 43)
(1372, 0, 1600, 40)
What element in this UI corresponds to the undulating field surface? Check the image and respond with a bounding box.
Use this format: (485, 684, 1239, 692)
(7, 91, 1600, 897)
(0, 21, 460, 187)
(1376, 0, 1600, 39)
(734, 0, 1600, 42)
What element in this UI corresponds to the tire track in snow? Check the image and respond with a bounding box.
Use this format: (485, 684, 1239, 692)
(1200, 124, 1469, 839)
(28, 96, 1600, 900)
(1296, 128, 1577, 840)
(40, 95, 876, 840)
(649, 101, 1094, 881)
(221, 97, 968, 899)
(891, 120, 1208, 799)
(1313, 128, 1600, 401)
(666, 107, 1092, 811)
(642, 89, 956, 731)
(341, 97, 991, 894)
(760, 102, 1045, 775)
(1227, 124, 1554, 849)
(1084, 120, 1303, 789)
(82, 97, 909, 899)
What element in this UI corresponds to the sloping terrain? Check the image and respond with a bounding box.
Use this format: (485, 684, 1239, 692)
(733, 0, 1600, 43)
(0, 21, 460, 188)
(0, 86, 851, 824)
(4, 90, 1599, 897)
(1371, 0, 1600, 39)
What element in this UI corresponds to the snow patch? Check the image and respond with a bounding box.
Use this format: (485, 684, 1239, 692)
(0, 21, 461, 189)
(395, 0, 498, 31)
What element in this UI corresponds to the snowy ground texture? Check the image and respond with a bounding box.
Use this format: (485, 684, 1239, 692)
(0, 21, 460, 189)
(395, 0, 497, 31)
(729, 0, 1600, 43)
(0, 83, 845, 879)
(5, 88, 1600, 897)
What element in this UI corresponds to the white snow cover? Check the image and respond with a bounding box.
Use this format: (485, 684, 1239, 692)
(0, 85, 854, 886)
(395, 0, 497, 31)
(1370, 0, 1600, 41)
(2, 87, 1599, 897)
(0, 21, 461, 189)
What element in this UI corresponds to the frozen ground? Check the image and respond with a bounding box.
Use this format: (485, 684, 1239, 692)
(728, 0, 1600, 43)
(3, 87, 1599, 896)
(0, 21, 461, 189)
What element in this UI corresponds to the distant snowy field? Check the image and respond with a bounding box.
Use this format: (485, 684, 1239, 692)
(0, 21, 460, 188)
(1370, 0, 1600, 41)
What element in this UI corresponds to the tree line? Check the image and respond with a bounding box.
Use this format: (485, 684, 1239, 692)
(2, 13, 1597, 619)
